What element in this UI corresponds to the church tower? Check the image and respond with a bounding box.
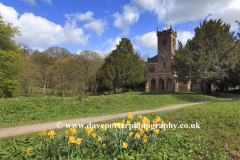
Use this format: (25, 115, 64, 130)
(145, 24, 178, 92)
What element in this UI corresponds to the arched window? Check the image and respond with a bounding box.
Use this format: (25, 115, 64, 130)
(163, 38, 167, 45)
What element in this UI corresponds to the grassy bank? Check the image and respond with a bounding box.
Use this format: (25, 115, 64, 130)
(0, 92, 220, 128)
(0, 98, 239, 159)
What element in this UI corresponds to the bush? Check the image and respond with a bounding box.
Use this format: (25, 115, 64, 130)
(77, 94, 90, 102)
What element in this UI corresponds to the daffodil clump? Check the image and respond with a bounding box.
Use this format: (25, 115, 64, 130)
(26, 112, 165, 159)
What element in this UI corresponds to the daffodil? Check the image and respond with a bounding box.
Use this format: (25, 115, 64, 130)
(144, 127, 149, 132)
(129, 132, 133, 136)
(135, 132, 140, 139)
(70, 128, 76, 135)
(138, 115, 142, 119)
(127, 112, 134, 120)
(102, 143, 106, 147)
(161, 121, 165, 128)
(25, 148, 32, 153)
(48, 130, 56, 138)
(75, 138, 82, 145)
(39, 129, 46, 137)
(122, 142, 128, 149)
(154, 129, 159, 135)
(100, 126, 105, 130)
(68, 136, 75, 144)
(140, 129, 144, 134)
(122, 119, 126, 123)
(126, 120, 131, 124)
(97, 136, 102, 143)
(143, 134, 148, 143)
(92, 133, 96, 138)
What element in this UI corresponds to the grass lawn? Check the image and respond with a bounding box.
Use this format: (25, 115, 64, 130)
(0, 92, 221, 128)
(0, 97, 239, 159)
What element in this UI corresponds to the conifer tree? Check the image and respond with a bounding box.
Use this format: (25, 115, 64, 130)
(97, 38, 146, 93)
(172, 19, 239, 93)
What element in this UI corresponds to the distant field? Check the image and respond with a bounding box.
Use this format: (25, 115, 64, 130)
(0, 92, 221, 128)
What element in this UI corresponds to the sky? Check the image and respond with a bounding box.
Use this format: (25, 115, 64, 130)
(0, 0, 239, 58)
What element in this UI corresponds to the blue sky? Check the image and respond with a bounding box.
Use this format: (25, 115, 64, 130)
(0, 0, 239, 58)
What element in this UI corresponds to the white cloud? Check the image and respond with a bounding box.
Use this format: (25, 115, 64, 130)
(135, 30, 194, 51)
(66, 11, 108, 36)
(76, 50, 83, 55)
(75, 11, 95, 21)
(22, 0, 52, 6)
(135, 31, 157, 50)
(176, 31, 194, 47)
(41, 0, 52, 5)
(101, 37, 140, 57)
(105, 10, 109, 14)
(131, 0, 240, 31)
(22, 0, 37, 5)
(112, 4, 140, 35)
(103, 37, 121, 54)
(0, 3, 91, 49)
(84, 19, 108, 36)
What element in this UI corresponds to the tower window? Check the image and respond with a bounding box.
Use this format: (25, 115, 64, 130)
(163, 38, 167, 45)
(163, 62, 166, 68)
(149, 66, 155, 72)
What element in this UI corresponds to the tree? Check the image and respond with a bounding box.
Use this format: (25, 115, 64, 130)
(0, 15, 23, 97)
(77, 50, 103, 94)
(49, 56, 85, 96)
(97, 38, 146, 93)
(18, 57, 41, 97)
(172, 19, 239, 93)
(45, 46, 71, 60)
(32, 51, 56, 95)
(0, 15, 21, 51)
(0, 49, 23, 97)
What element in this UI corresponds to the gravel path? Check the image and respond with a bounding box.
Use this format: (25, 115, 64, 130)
(0, 98, 234, 139)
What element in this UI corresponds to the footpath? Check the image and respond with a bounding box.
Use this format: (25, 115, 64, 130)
(0, 98, 235, 139)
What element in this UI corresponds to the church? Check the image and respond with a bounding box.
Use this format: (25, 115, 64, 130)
(145, 25, 206, 92)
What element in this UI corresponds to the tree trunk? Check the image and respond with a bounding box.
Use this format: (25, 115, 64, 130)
(43, 75, 47, 95)
(114, 86, 116, 94)
(207, 81, 212, 94)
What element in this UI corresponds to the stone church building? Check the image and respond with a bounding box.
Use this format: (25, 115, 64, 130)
(145, 25, 206, 92)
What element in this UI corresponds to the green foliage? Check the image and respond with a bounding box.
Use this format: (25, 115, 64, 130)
(0, 15, 23, 98)
(0, 49, 23, 98)
(77, 50, 104, 93)
(0, 15, 21, 51)
(172, 18, 240, 93)
(97, 38, 146, 93)
(77, 93, 89, 100)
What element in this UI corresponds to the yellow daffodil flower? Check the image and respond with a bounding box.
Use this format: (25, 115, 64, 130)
(154, 129, 159, 135)
(127, 112, 134, 120)
(92, 133, 97, 138)
(75, 138, 82, 145)
(25, 148, 32, 153)
(97, 136, 102, 143)
(129, 132, 133, 136)
(135, 132, 140, 139)
(68, 136, 75, 144)
(143, 134, 148, 143)
(122, 142, 128, 149)
(48, 130, 56, 138)
(39, 129, 46, 137)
